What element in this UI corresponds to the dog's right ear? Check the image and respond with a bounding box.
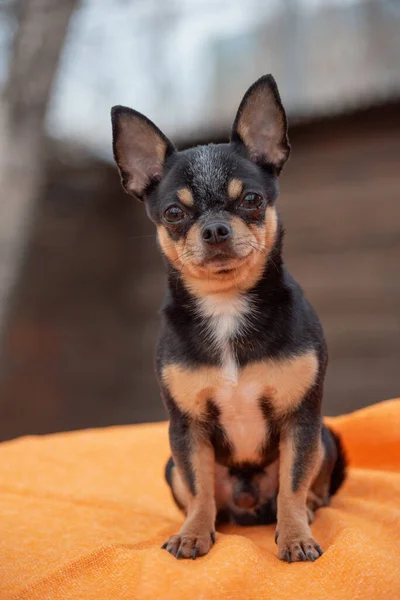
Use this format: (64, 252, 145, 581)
(111, 106, 175, 200)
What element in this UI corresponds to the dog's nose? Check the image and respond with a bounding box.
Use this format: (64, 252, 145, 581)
(202, 222, 232, 244)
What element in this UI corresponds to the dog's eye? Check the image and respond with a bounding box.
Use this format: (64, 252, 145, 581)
(239, 193, 264, 210)
(164, 205, 185, 224)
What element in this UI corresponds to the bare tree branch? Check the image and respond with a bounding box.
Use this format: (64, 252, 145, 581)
(0, 0, 78, 354)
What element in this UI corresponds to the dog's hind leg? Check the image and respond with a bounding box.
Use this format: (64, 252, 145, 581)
(306, 424, 347, 523)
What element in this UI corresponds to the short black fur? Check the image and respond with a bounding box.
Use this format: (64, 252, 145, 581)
(327, 426, 348, 496)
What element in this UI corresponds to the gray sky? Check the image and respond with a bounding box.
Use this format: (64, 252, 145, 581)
(3, 0, 397, 162)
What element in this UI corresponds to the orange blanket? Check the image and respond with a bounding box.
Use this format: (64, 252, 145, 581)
(0, 399, 399, 600)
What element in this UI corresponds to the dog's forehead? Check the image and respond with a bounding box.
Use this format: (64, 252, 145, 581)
(187, 145, 233, 192)
(171, 144, 237, 206)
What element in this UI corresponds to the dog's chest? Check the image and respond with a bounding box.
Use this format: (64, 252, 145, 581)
(199, 296, 267, 462)
(162, 298, 318, 464)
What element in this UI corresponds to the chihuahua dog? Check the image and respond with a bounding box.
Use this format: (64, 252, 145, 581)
(111, 75, 346, 563)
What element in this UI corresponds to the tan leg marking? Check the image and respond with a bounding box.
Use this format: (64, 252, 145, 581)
(276, 432, 323, 562)
(307, 440, 333, 520)
(172, 462, 238, 514)
(163, 439, 216, 559)
(171, 466, 189, 512)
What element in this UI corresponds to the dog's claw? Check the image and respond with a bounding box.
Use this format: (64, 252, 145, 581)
(306, 551, 315, 562)
(297, 549, 307, 561)
(210, 532, 216, 544)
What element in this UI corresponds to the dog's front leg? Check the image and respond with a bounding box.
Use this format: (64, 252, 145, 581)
(163, 412, 216, 559)
(276, 390, 324, 563)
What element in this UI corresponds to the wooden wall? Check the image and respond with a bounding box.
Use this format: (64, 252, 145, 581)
(281, 106, 400, 415)
(0, 103, 399, 440)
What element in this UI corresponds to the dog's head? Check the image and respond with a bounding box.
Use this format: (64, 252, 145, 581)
(111, 75, 290, 296)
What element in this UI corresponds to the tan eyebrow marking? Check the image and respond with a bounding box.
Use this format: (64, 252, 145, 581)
(177, 187, 194, 207)
(227, 178, 244, 200)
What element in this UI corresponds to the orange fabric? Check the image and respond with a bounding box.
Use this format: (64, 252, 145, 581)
(0, 399, 399, 600)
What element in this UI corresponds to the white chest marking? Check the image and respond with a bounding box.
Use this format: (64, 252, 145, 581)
(198, 294, 265, 461)
(198, 293, 248, 383)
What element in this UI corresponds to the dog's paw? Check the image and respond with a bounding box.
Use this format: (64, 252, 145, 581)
(162, 530, 215, 559)
(277, 534, 323, 563)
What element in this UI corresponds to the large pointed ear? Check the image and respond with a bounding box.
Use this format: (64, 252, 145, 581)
(231, 75, 290, 174)
(111, 106, 175, 200)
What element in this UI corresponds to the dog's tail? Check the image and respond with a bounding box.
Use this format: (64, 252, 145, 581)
(326, 426, 348, 496)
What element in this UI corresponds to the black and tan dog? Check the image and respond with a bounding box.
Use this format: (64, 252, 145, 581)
(111, 75, 346, 563)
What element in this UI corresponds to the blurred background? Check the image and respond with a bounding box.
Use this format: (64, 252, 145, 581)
(0, 0, 399, 441)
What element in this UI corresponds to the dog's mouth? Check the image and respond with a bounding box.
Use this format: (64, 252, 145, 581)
(198, 248, 254, 271)
(180, 240, 259, 282)
(207, 252, 236, 266)
(200, 254, 248, 274)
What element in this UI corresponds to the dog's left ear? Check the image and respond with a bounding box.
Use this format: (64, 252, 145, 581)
(111, 106, 175, 200)
(231, 74, 290, 174)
